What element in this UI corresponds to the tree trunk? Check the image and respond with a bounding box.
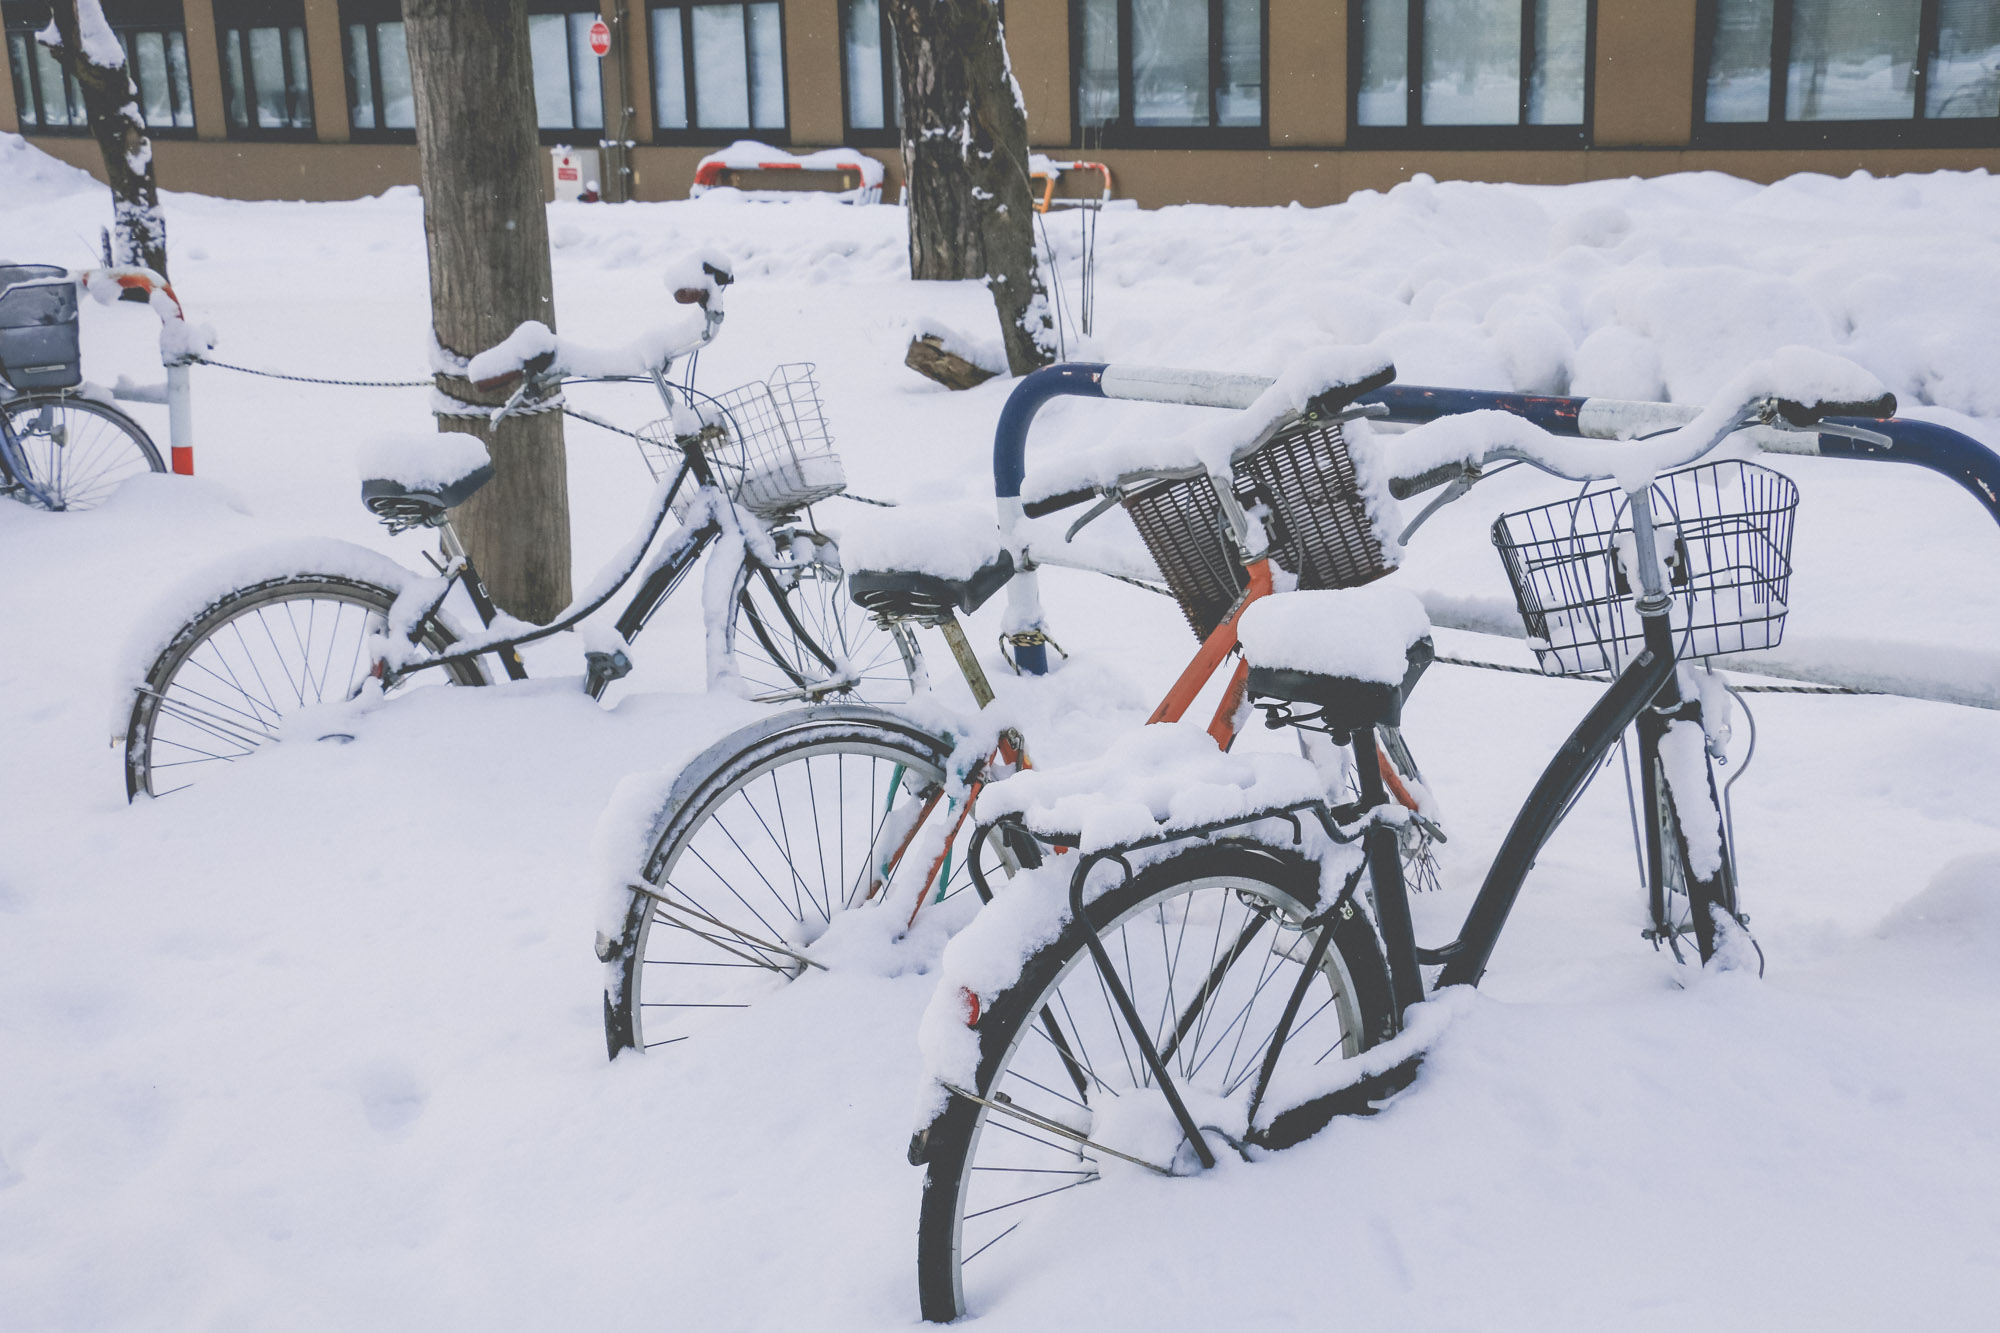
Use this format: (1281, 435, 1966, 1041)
(44, 2, 167, 275)
(402, 0, 572, 623)
(885, 0, 1054, 377)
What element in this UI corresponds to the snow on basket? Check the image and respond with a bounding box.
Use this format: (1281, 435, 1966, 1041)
(1492, 459, 1800, 676)
(689, 142, 884, 205)
(652, 364, 847, 520)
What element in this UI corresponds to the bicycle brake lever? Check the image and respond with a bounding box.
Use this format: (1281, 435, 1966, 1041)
(1395, 466, 1481, 547)
(1065, 490, 1123, 542)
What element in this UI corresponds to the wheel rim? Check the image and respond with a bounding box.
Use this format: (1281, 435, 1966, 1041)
(731, 539, 920, 705)
(625, 734, 977, 1051)
(4, 397, 161, 510)
(130, 579, 474, 798)
(942, 868, 1369, 1301)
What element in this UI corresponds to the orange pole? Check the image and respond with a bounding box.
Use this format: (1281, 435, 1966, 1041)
(1147, 559, 1274, 728)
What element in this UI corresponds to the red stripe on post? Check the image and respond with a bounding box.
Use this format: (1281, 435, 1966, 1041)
(171, 445, 194, 475)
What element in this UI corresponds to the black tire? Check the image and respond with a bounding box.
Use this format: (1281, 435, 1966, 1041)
(912, 843, 1398, 1322)
(125, 574, 485, 799)
(1642, 723, 1738, 964)
(599, 707, 977, 1057)
(2, 391, 164, 511)
(727, 528, 921, 705)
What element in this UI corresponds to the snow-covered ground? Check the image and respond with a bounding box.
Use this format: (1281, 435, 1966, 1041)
(4, 132, 2000, 1329)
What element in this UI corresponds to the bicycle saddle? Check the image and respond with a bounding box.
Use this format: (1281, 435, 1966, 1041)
(1237, 586, 1433, 731)
(849, 550, 1016, 622)
(357, 431, 493, 524)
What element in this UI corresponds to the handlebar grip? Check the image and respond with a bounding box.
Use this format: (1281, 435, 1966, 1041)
(1021, 486, 1098, 519)
(1388, 462, 1470, 501)
(1776, 392, 1897, 426)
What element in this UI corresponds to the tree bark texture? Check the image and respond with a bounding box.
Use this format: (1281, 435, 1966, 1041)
(885, 0, 1054, 377)
(403, 0, 572, 623)
(45, 2, 167, 275)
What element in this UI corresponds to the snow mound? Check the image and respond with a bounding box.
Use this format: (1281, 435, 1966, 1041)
(356, 431, 489, 490)
(834, 501, 1003, 581)
(1238, 585, 1432, 684)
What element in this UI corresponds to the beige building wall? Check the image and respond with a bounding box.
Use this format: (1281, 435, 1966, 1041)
(1268, 0, 1345, 149)
(1594, 0, 1698, 147)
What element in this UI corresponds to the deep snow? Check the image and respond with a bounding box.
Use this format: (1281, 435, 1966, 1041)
(4, 134, 2000, 1330)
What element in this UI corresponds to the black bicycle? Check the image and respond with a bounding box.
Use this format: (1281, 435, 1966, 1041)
(906, 366, 1898, 1322)
(122, 260, 919, 799)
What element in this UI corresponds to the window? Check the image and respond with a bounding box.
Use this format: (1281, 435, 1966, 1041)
(1699, 1, 2000, 142)
(1074, 0, 1263, 144)
(529, 2, 605, 136)
(341, 0, 412, 137)
(840, 0, 897, 144)
(216, 0, 314, 136)
(6, 1, 193, 135)
(1352, 0, 1590, 143)
(649, 3, 786, 142)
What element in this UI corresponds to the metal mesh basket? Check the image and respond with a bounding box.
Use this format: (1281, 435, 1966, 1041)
(1123, 416, 1396, 640)
(1237, 417, 1396, 592)
(1492, 459, 1799, 676)
(0, 265, 81, 393)
(645, 363, 846, 520)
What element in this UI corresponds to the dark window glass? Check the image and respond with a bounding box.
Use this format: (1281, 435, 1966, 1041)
(649, 3, 786, 136)
(528, 4, 605, 132)
(341, 2, 414, 134)
(6, 1, 192, 133)
(1702, 0, 2000, 132)
(1355, 0, 1589, 131)
(1078, 0, 1264, 136)
(216, 2, 313, 133)
(840, 0, 898, 136)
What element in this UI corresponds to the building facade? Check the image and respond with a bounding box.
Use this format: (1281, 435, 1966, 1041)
(5, 1, 1997, 207)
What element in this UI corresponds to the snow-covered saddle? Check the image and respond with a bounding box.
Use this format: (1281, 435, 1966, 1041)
(357, 431, 493, 524)
(1237, 585, 1434, 731)
(841, 502, 1016, 622)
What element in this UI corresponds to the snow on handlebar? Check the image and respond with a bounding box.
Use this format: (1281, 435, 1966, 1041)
(466, 255, 734, 391)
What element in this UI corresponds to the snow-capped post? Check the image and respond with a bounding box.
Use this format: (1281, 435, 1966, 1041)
(40, 1, 167, 276)
(885, 0, 1055, 377)
(402, 0, 573, 623)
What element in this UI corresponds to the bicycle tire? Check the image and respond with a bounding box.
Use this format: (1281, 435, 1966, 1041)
(727, 528, 922, 706)
(2, 391, 164, 511)
(124, 573, 486, 799)
(599, 706, 978, 1058)
(912, 843, 1398, 1322)
(1643, 725, 1737, 964)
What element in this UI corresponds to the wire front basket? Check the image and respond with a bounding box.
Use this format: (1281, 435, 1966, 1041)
(1123, 416, 1396, 641)
(1492, 459, 1799, 676)
(644, 362, 846, 519)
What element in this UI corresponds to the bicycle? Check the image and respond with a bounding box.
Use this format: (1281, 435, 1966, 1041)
(594, 354, 1446, 1058)
(1, 263, 168, 510)
(904, 354, 1902, 1321)
(121, 257, 920, 800)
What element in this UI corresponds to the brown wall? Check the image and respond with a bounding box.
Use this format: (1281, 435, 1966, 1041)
(7, 1, 1998, 209)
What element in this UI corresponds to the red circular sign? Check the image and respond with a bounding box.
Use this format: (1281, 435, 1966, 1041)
(587, 19, 611, 57)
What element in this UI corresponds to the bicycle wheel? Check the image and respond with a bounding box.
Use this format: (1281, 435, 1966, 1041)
(600, 706, 981, 1058)
(912, 843, 1398, 1322)
(1642, 723, 1738, 965)
(728, 529, 921, 705)
(2, 391, 164, 511)
(125, 574, 486, 799)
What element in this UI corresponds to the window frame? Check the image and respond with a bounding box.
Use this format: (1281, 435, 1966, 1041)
(338, 0, 412, 143)
(838, 0, 895, 147)
(5, 0, 196, 138)
(213, 0, 316, 142)
(529, 0, 609, 145)
(1346, 0, 1596, 149)
(1693, 0, 2000, 148)
(646, 1, 791, 146)
(1068, 0, 1270, 149)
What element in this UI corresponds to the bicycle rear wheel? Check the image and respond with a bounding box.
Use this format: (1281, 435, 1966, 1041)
(912, 843, 1398, 1322)
(125, 574, 485, 799)
(599, 707, 978, 1057)
(2, 392, 164, 510)
(728, 529, 920, 705)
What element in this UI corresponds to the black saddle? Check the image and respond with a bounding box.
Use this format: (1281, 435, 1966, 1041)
(848, 550, 1016, 622)
(360, 463, 493, 525)
(1248, 637, 1434, 732)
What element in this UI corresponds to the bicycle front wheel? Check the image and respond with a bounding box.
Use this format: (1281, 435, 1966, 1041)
(2, 391, 164, 510)
(125, 574, 486, 799)
(599, 707, 979, 1058)
(728, 528, 921, 705)
(912, 843, 1397, 1322)
(1643, 721, 1739, 964)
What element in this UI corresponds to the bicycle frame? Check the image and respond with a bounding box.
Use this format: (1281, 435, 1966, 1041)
(0, 405, 56, 507)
